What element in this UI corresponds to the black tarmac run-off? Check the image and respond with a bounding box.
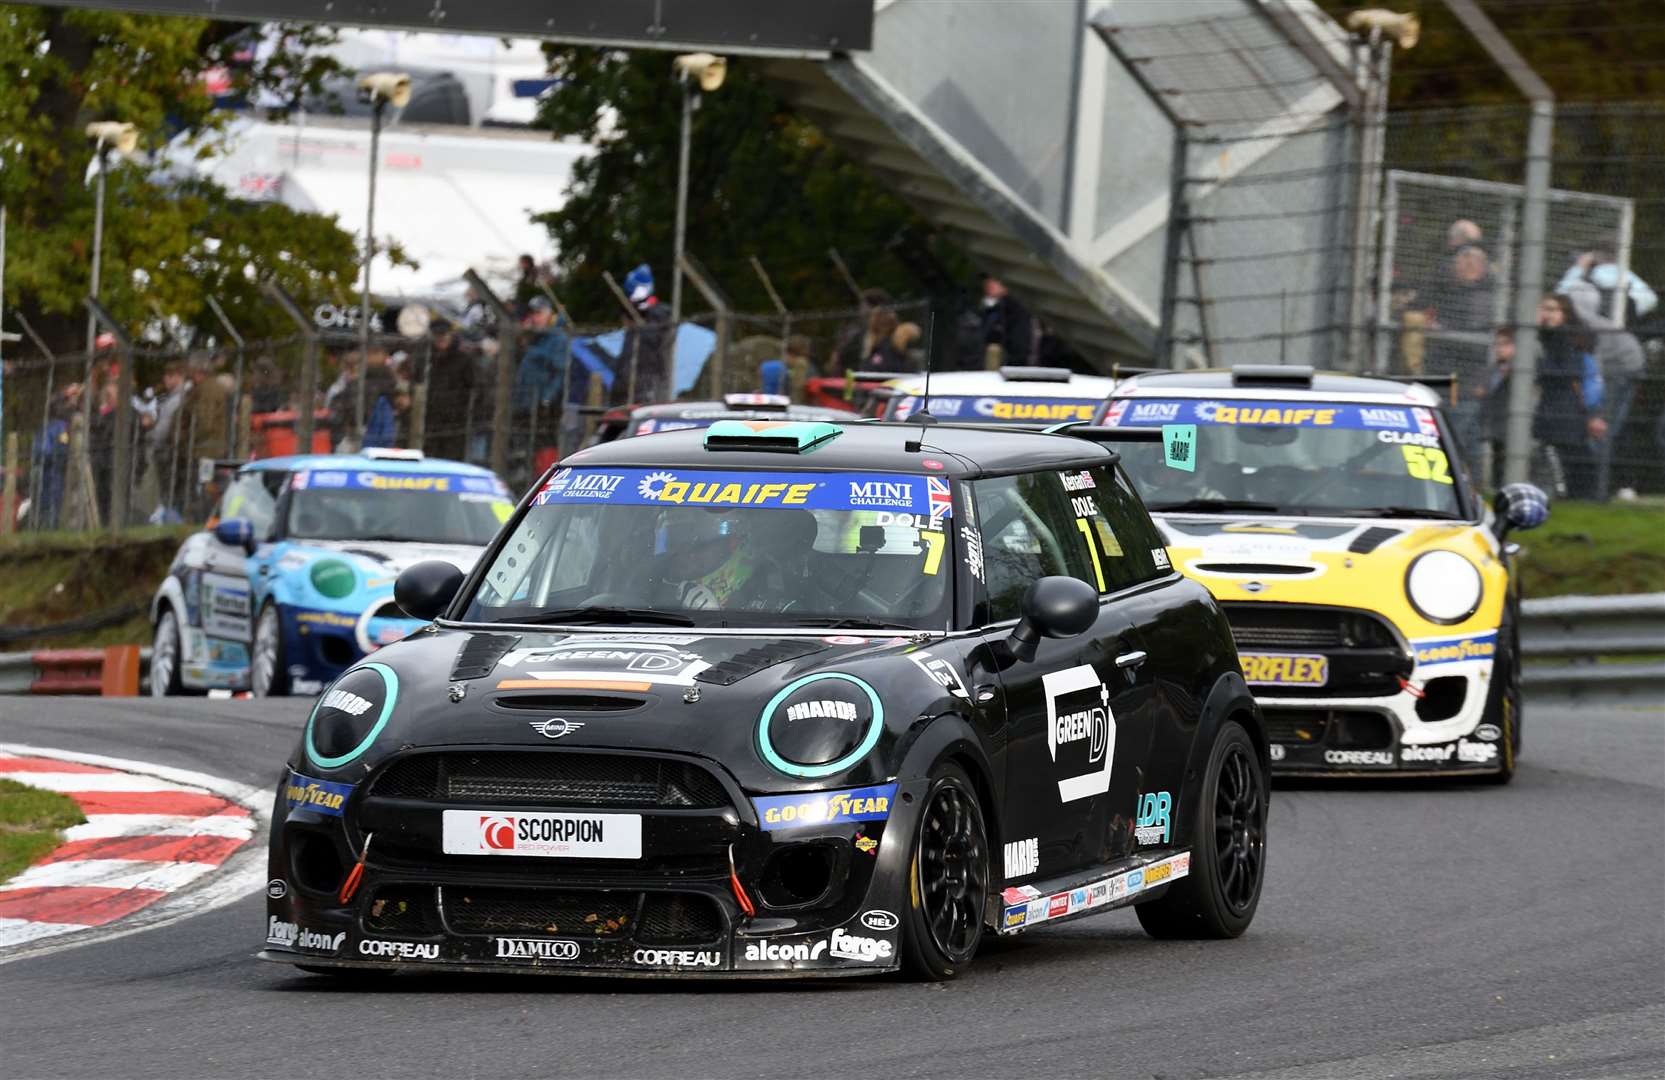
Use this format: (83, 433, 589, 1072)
(1, 695, 1660, 1080)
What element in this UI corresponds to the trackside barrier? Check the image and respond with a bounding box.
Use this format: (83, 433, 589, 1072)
(1519, 593, 1665, 704)
(0, 648, 152, 695)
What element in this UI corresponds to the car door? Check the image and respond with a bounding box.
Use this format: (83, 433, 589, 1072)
(203, 469, 285, 644)
(965, 468, 1145, 886)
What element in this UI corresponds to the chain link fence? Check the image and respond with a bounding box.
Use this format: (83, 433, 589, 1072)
(1376, 102, 1665, 501)
(0, 294, 928, 535)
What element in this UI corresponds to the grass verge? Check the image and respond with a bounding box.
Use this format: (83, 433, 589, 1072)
(1516, 500, 1665, 598)
(0, 778, 87, 883)
(0, 526, 191, 652)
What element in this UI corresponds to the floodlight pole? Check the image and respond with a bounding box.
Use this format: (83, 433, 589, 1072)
(356, 96, 388, 446)
(671, 77, 694, 327)
(85, 144, 107, 360)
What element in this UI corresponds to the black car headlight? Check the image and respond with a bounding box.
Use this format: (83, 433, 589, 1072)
(306, 662, 398, 769)
(1405, 550, 1482, 625)
(757, 673, 883, 779)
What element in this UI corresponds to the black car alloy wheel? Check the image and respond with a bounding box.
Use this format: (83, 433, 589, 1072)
(905, 764, 988, 978)
(1214, 740, 1264, 914)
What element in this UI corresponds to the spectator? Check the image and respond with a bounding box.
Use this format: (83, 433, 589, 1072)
(422, 319, 475, 462)
(783, 335, 818, 401)
(833, 287, 892, 373)
(87, 377, 119, 522)
(1556, 238, 1657, 324)
(836, 304, 898, 375)
(460, 285, 493, 333)
(30, 384, 78, 529)
(1531, 294, 1603, 498)
(359, 357, 400, 449)
(322, 350, 359, 415)
(249, 357, 286, 414)
(1447, 219, 1482, 253)
(617, 263, 673, 405)
(1426, 245, 1497, 460)
(1477, 327, 1514, 489)
(514, 298, 570, 412)
(513, 253, 539, 311)
(978, 275, 1035, 369)
(142, 361, 188, 511)
(1563, 279, 1645, 500)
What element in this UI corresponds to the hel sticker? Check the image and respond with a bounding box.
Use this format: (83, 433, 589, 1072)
(1162, 424, 1197, 472)
(1401, 445, 1454, 484)
(1240, 653, 1329, 687)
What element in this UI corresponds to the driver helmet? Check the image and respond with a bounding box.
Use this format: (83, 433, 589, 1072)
(656, 509, 738, 580)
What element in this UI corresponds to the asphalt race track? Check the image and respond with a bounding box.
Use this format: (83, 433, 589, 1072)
(1, 696, 1661, 1080)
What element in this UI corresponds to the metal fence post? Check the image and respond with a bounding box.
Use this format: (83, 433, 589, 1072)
(205, 295, 246, 456)
(463, 269, 517, 480)
(82, 296, 134, 532)
(601, 270, 647, 404)
(263, 282, 321, 454)
(678, 252, 732, 394)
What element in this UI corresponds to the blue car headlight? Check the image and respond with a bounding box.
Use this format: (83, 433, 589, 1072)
(757, 673, 883, 779)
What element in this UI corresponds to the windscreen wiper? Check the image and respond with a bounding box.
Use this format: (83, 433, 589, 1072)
(1147, 498, 1283, 514)
(506, 606, 696, 627)
(789, 617, 915, 630)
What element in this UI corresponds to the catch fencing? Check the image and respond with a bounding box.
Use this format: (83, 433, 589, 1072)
(0, 291, 924, 536)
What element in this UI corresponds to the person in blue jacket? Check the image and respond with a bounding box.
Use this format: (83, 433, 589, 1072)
(1530, 294, 1604, 497)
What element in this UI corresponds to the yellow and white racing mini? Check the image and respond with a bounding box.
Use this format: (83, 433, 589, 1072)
(1099, 366, 1550, 782)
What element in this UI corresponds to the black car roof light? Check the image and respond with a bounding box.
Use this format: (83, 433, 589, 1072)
(1230, 364, 1314, 388)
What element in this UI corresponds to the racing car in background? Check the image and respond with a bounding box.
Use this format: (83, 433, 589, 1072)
(1100, 365, 1550, 782)
(585, 394, 860, 445)
(882, 366, 1122, 426)
(149, 450, 514, 698)
(262, 418, 1267, 980)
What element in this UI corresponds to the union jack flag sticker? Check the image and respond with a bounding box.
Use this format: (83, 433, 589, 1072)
(928, 476, 953, 523)
(1413, 407, 1438, 436)
(1103, 399, 1129, 426)
(290, 471, 310, 490)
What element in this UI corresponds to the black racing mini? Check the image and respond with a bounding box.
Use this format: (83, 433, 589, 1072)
(260, 419, 1269, 980)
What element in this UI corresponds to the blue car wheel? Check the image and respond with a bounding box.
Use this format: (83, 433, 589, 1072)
(252, 603, 290, 697)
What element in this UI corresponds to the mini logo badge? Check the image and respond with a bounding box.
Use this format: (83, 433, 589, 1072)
(529, 718, 585, 739)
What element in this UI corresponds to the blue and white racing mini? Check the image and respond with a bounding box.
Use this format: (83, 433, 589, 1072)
(148, 449, 513, 697)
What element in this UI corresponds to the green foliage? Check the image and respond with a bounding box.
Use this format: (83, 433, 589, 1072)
(533, 48, 939, 319)
(1517, 499, 1665, 598)
(0, 8, 363, 348)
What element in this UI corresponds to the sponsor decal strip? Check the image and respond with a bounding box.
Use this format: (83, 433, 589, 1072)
(1412, 630, 1498, 667)
(0, 754, 255, 949)
(999, 851, 1191, 933)
(1106, 398, 1432, 432)
(535, 467, 948, 518)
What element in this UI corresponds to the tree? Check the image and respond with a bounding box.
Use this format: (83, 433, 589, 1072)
(0, 7, 363, 353)
(532, 48, 952, 322)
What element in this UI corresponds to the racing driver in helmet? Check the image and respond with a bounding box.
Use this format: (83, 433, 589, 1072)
(654, 507, 816, 611)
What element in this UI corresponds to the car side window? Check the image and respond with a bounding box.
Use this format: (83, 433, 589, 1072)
(1068, 466, 1165, 590)
(968, 472, 1098, 622)
(219, 472, 280, 539)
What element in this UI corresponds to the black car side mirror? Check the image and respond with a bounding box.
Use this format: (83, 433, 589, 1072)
(1494, 482, 1550, 539)
(1009, 576, 1099, 663)
(395, 561, 466, 622)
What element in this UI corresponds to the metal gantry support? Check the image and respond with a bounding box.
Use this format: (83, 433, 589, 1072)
(1443, 0, 1555, 486)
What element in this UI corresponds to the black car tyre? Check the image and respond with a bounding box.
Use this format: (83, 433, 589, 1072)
(902, 762, 989, 981)
(150, 608, 184, 697)
(1137, 720, 1265, 940)
(251, 603, 290, 697)
(1484, 654, 1520, 786)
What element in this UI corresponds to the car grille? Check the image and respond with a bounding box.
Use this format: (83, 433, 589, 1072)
(368, 751, 729, 809)
(436, 885, 724, 945)
(1263, 708, 1395, 750)
(1222, 603, 1399, 651)
(1223, 603, 1408, 697)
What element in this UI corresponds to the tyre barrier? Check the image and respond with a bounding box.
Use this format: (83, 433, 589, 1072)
(0, 646, 148, 695)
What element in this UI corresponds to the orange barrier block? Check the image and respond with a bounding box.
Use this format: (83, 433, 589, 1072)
(101, 645, 141, 697)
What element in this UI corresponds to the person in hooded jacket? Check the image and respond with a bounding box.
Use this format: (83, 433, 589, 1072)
(1531, 294, 1604, 497)
(617, 263, 673, 406)
(1561, 280, 1644, 501)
